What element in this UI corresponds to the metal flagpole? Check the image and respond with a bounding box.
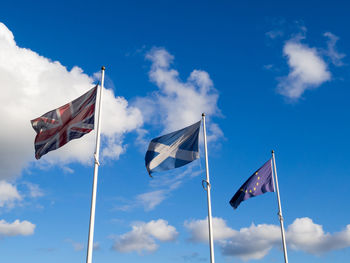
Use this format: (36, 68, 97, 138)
(201, 113, 215, 263)
(86, 66, 105, 263)
(271, 150, 289, 263)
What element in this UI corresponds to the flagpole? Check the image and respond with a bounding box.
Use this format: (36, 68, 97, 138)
(271, 150, 289, 263)
(86, 66, 105, 263)
(201, 113, 215, 263)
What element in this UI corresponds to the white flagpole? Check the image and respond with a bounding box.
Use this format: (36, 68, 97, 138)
(86, 66, 105, 263)
(271, 150, 289, 263)
(201, 113, 215, 263)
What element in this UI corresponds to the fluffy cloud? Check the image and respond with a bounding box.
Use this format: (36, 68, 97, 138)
(135, 48, 221, 137)
(0, 22, 143, 179)
(182, 252, 207, 262)
(265, 30, 284, 39)
(184, 217, 236, 242)
(0, 181, 22, 208)
(0, 181, 46, 209)
(65, 239, 101, 252)
(24, 182, 44, 198)
(114, 163, 202, 212)
(136, 163, 202, 210)
(220, 224, 281, 261)
(324, 32, 346, 66)
(65, 239, 84, 251)
(113, 219, 178, 253)
(136, 190, 168, 211)
(278, 39, 331, 99)
(185, 217, 280, 260)
(287, 217, 350, 254)
(113, 189, 168, 212)
(276, 30, 345, 100)
(0, 219, 35, 237)
(93, 242, 101, 251)
(185, 217, 350, 261)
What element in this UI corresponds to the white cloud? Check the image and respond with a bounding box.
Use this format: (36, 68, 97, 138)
(101, 136, 126, 160)
(65, 239, 84, 251)
(184, 217, 236, 242)
(0, 22, 143, 179)
(220, 223, 281, 261)
(113, 190, 168, 212)
(324, 32, 345, 67)
(185, 217, 350, 261)
(114, 163, 203, 212)
(24, 182, 44, 198)
(65, 239, 100, 252)
(136, 190, 167, 211)
(93, 242, 101, 251)
(182, 252, 207, 262)
(287, 217, 350, 254)
(73, 242, 84, 251)
(266, 30, 284, 39)
(278, 39, 331, 99)
(135, 48, 221, 137)
(0, 181, 22, 208)
(113, 219, 178, 253)
(136, 165, 199, 211)
(0, 219, 35, 237)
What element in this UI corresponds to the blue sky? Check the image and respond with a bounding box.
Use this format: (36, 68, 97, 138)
(0, 0, 350, 262)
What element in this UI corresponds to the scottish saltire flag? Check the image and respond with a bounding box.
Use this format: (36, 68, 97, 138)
(145, 121, 201, 175)
(31, 85, 98, 159)
(230, 159, 274, 209)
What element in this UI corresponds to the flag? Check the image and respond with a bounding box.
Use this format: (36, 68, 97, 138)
(145, 121, 201, 175)
(229, 159, 274, 209)
(31, 85, 98, 159)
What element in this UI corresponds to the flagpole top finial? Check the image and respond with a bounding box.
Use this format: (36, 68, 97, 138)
(202, 113, 205, 117)
(101, 66, 105, 71)
(271, 150, 275, 154)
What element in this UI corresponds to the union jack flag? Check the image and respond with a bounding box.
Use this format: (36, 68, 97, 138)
(31, 85, 98, 159)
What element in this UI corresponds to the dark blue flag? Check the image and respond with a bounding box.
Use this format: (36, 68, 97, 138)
(229, 159, 274, 209)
